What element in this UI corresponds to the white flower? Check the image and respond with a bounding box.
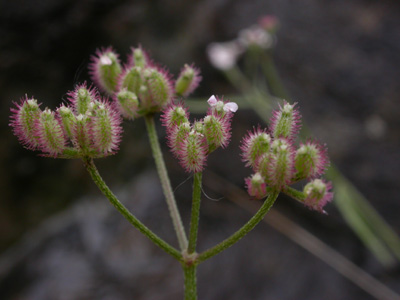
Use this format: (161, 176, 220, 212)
(206, 42, 244, 70)
(207, 95, 218, 106)
(238, 25, 273, 49)
(223, 102, 238, 113)
(207, 95, 238, 113)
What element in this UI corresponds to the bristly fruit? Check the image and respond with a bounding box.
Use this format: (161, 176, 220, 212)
(37, 108, 67, 156)
(303, 179, 333, 213)
(175, 64, 202, 97)
(89, 47, 122, 95)
(240, 127, 271, 169)
(10, 84, 123, 159)
(240, 101, 332, 213)
(10, 96, 42, 150)
(270, 101, 301, 141)
(162, 96, 238, 173)
(294, 140, 329, 180)
(245, 173, 267, 199)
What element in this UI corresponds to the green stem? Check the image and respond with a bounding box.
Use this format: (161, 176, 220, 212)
(188, 172, 202, 254)
(183, 263, 197, 300)
(261, 51, 291, 100)
(144, 115, 188, 251)
(197, 190, 279, 263)
(283, 186, 305, 203)
(83, 157, 182, 261)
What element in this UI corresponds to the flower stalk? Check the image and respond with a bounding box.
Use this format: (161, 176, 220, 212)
(188, 172, 203, 254)
(144, 114, 188, 250)
(197, 190, 279, 263)
(83, 156, 182, 261)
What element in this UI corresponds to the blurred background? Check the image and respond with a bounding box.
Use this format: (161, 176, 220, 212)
(1, 0, 400, 299)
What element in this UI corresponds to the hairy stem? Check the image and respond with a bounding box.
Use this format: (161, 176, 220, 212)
(183, 263, 197, 300)
(197, 190, 279, 263)
(188, 172, 203, 254)
(83, 157, 182, 261)
(144, 115, 188, 251)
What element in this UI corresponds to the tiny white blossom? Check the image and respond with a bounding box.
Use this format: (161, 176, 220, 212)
(207, 95, 218, 106)
(223, 102, 238, 113)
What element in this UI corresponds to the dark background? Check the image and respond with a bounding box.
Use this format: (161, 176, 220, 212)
(0, 0, 400, 299)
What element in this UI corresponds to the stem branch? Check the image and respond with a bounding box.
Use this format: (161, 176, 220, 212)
(197, 190, 279, 263)
(83, 157, 182, 261)
(144, 115, 188, 251)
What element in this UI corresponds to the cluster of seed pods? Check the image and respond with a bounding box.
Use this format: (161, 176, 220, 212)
(241, 102, 332, 212)
(10, 46, 202, 159)
(161, 95, 238, 173)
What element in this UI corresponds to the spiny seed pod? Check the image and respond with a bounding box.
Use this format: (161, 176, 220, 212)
(167, 122, 191, 157)
(303, 179, 333, 213)
(90, 102, 122, 154)
(57, 105, 76, 139)
(270, 101, 301, 141)
(241, 127, 271, 169)
(10, 96, 42, 150)
(245, 173, 267, 199)
(130, 47, 149, 68)
(295, 141, 329, 180)
(73, 114, 92, 153)
(118, 66, 143, 95)
(37, 108, 66, 155)
(203, 114, 231, 152)
(267, 138, 295, 189)
(161, 103, 189, 131)
(257, 153, 271, 179)
(89, 47, 122, 94)
(178, 131, 207, 173)
(67, 83, 98, 115)
(143, 68, 174, 110)
(114, 88, 139, 120)
(193, 120, 204, 135)
(175, 64, 202, 97)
